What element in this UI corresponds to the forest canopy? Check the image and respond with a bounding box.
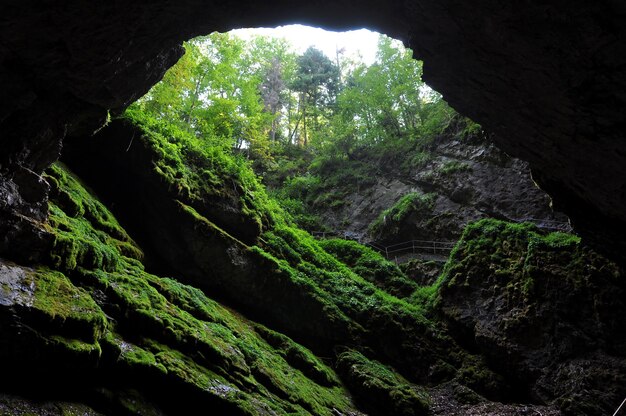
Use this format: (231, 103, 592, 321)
(135, 32, 464, 160)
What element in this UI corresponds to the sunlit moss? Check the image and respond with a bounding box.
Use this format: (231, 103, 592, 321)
(34, 163, 363, 414)
(336, 350, 430, 416)
(368, 191, 436, 238)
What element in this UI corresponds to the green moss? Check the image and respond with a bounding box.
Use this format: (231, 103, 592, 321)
(28, 267, 108, 343)
(368, 191, 435, 238)
(121, 109, 456, 386)
(45, 163, 142, 273)
(539, 230, 580, 248)
(80, 257, 358, 415)
(255, 224, 459, 381)
(319, 238, 418, 298)
(123, 107, 281, 237)
(36, 163, 361, 415)
(254, 325, 339, 387)
(259, 225, 430, 321)
(336, 350, 430, 416)
(438, 160, 472, 175)
(437, 219, 589, 302)
(48, 335, 102, 359)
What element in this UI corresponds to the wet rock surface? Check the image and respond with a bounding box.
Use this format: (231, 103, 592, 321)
(317, 131, 568, 245)
(438, 219, 626, 415)
(0, 393, 104, 416)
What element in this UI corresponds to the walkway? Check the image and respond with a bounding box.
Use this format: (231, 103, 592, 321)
(311, 216, 573, 262)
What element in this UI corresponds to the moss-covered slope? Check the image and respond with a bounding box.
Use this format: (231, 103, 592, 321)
(62, 112, 464, 382)
(1, 163, 364, 415)
(41, 110, 625, 416)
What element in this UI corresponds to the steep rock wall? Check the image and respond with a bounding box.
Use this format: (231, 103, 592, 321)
(312, 129, 569, 244)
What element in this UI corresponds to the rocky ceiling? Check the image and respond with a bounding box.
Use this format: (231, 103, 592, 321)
(1, 1, 625, 264)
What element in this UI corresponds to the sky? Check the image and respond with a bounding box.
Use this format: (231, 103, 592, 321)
(230, 24, 381, 65)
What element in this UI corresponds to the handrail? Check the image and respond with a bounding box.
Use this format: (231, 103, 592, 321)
(310, 231, 456, 259)
(311, 216, 573, 260)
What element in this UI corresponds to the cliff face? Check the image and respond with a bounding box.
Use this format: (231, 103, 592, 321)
(0, 162, 365, 415)
(312, 128, 568, 245)
(438, 220, 626, 415)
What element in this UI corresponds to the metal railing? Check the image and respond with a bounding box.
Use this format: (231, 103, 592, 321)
(310, 231, 456, 260)
(311, 217, 573, 260)
(366, 239, 456, 259)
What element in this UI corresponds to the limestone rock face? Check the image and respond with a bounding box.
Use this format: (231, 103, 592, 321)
(317, 130, 568, 245)
(1, 1, 624, 264)
(438, 220, 626, 415)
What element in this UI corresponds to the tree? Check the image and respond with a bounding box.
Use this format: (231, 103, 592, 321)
(290, 47, 340, 146)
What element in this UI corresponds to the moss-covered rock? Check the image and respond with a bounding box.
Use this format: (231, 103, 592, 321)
(318, 238, 419, 298)
(0, 260, 106, 367)
(45, 163, 143, 272)
(1, 163, 364, 415)
(62, 114, 462, 382)
(336, 350, 430, 416)
(437, 218, 626, 415)
(368, 191, 436, 242)
(256, 224, 460, 379)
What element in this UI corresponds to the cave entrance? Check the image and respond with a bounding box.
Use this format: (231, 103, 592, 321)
(62, 24, 568, 277)
(63, 23, 474, 275)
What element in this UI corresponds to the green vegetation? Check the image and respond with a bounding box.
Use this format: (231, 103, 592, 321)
(123, 107, 277, 238)
(439, 160, 472, 175)
(120, 106, 450, 373)
(30, 162, 365, 414)
(336, 350, 430, 416)
(437, 218, 595, 302)
(369, 192, 436, 239)
(45, 163, 143, 272)
(120, 33, 454, 373)
(318, 238, 418, 297)
(130, 31, 469, 232)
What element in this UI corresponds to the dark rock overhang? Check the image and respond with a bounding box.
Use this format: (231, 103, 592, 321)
(1, 1, 625, 263)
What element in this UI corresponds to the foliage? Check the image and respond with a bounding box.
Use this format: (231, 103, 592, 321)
(108, 31, 477, 398)
(290, 47, 340, 146)
(45, 163, 143, 272)
(439, 160, 472, 175)
(369, 192, 436, 238)
(252, 223, 459, 381)
(38, 162, 361, 415)
(436, 219, 597, 302)
(133, 30, 464, 220)
(318, 238, 418, 298)
(123, 105, 278, 235)
(136, 33, 296, 170)
(336, 350, 430, 416)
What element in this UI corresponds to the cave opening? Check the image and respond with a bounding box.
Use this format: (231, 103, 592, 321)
(62, 24, 570, 278)
(1, 3, 626, 415)
(58, 26, 579, 411)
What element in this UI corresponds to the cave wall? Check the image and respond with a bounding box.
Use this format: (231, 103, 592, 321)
(1, 0, 625, 263)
